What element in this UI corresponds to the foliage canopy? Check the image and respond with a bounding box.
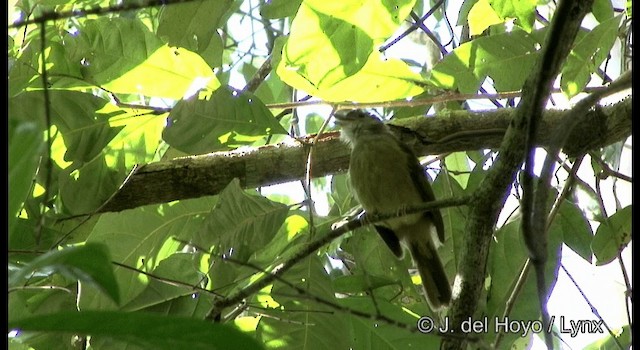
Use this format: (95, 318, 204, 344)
(8, 0, 631, 349)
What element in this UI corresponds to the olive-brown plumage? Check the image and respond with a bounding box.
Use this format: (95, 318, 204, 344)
(335, 109, 451, 309)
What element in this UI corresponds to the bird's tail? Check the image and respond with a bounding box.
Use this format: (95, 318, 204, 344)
(407, 236, 452, 310)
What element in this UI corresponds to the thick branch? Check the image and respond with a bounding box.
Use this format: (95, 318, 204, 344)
(99, 98, 630, 213)
(442, 1, 595, 349)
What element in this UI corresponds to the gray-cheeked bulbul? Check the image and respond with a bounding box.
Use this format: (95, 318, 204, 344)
(335, 109, 452, 310)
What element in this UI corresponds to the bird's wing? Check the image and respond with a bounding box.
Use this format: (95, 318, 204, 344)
(399, 142, 446, 243)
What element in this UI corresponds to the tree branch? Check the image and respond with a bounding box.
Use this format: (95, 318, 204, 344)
(441, 1, 595, 349)
(96, 98, 630, 213)
(205, 195, 470, 320)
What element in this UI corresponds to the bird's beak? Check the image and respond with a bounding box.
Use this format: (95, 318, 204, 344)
(333, 110, 355, 125)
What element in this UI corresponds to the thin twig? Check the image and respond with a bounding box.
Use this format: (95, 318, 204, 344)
(35, 22, 53, 245)
(243, 56, 273, 93)
(616, 250, 632, 329)
(264, 87, 606, 111)
(10, 0, 204, 28)
(218, 256, 475, 342)
(560, 264, 624, 350)
(50, 165, 139, 248)
(589, 153, 632, 183)
(493, 155, 584, 348)
(378, 0, 445, 52)
(205, 195, 470, 320)
(111, 261, 224, 298)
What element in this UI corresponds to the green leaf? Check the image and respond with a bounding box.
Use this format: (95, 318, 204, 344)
(157, 0, 232, 68)
(106, 112, 167, 168)
(278, 48, 427, 102)
(328, 173, 359, 216)
(8, 116, 43, 229)
(256, 255, 352, 349)
(339, 297, 440, 348)
(9, 218, 61, 264)
(241, 60, 290, 105)
(601, 141, 624, 171)
(304, 112, 325, 134)
(592, 205, 631, 265)
(484, 217, 563, 347)
(79, 197, 217, 310)
(260, 0, 303, 19)
(121, 253, 205, 312)
(163, 86, 287, 154)
(432, 172, 466, 272)
(284, 6, 374, 89)
(9, 41, 44, 97)
(10, 243, 120, 304)
(332, 274, 397, 294)
(467, 0, 503, 35)
(561, 16, 622, 98)
(10, 311, 263, 350)
(65, 17, 219, 99)
(144, 292, 214, 319)
(277, 0, 425, 102)
(457, 0, 480, 26)
(444, 152, 470, 188)
(429, 29, 545, 93)
(10, 91, 124, 164)
(556, 200, 594, 263)
(489, 0, 537, 32)
(58, 155, 125, 215)
(342, 226, 430, 312)
(584, 324, 631, 350)
(592, 0, 614, 22)
(196, 179, 289, 290)
(385, 90, 434, 119)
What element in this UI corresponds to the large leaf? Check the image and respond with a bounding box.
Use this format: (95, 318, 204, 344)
(556, 199, 594, 263)
(8, 116, 43, 231)
(591, 0, 615, 23)
(79, 197, 217, 310)
(65, 17, 219, 99)
(9, 243, 120, 304)
(444, 152, 471, 188)
(340, 297, 440, 348)
(256, 255, 352, 349)
(8, 40, 53, 96)
(260, 0, 303, 19)
(485, 217, 563, 347)
(58, 154, 125, 215)
(467, 0, 537, 34)
(195, 179, 289, 291)
(157, 0, 233, 69)
(433, 171, 467, 272)
(561, 16, 622, 98)
(278, 48, 427, 102)
(10, 311, 263, 350)
(467, 0, 504, 35)
(591, 205, 631, 265)
(8, 275, 79, 350)
(10, 91, 124, 164)
(162, 86, 287, 154)
(429, 29, 545, 93)
(277, 0, 425, 102)
(105, 111, 167, 168)
(490, 0, 536, 32)
(121, 253, 205, 312)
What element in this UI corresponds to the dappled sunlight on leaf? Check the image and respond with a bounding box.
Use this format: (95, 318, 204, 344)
(277, 0, 423, 102)
(163, 86, 287, 154)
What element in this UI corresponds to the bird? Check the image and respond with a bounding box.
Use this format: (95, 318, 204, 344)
(334, 109, 452, 310)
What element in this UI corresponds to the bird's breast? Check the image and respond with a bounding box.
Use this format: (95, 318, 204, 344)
(348, 136, 424, 228)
